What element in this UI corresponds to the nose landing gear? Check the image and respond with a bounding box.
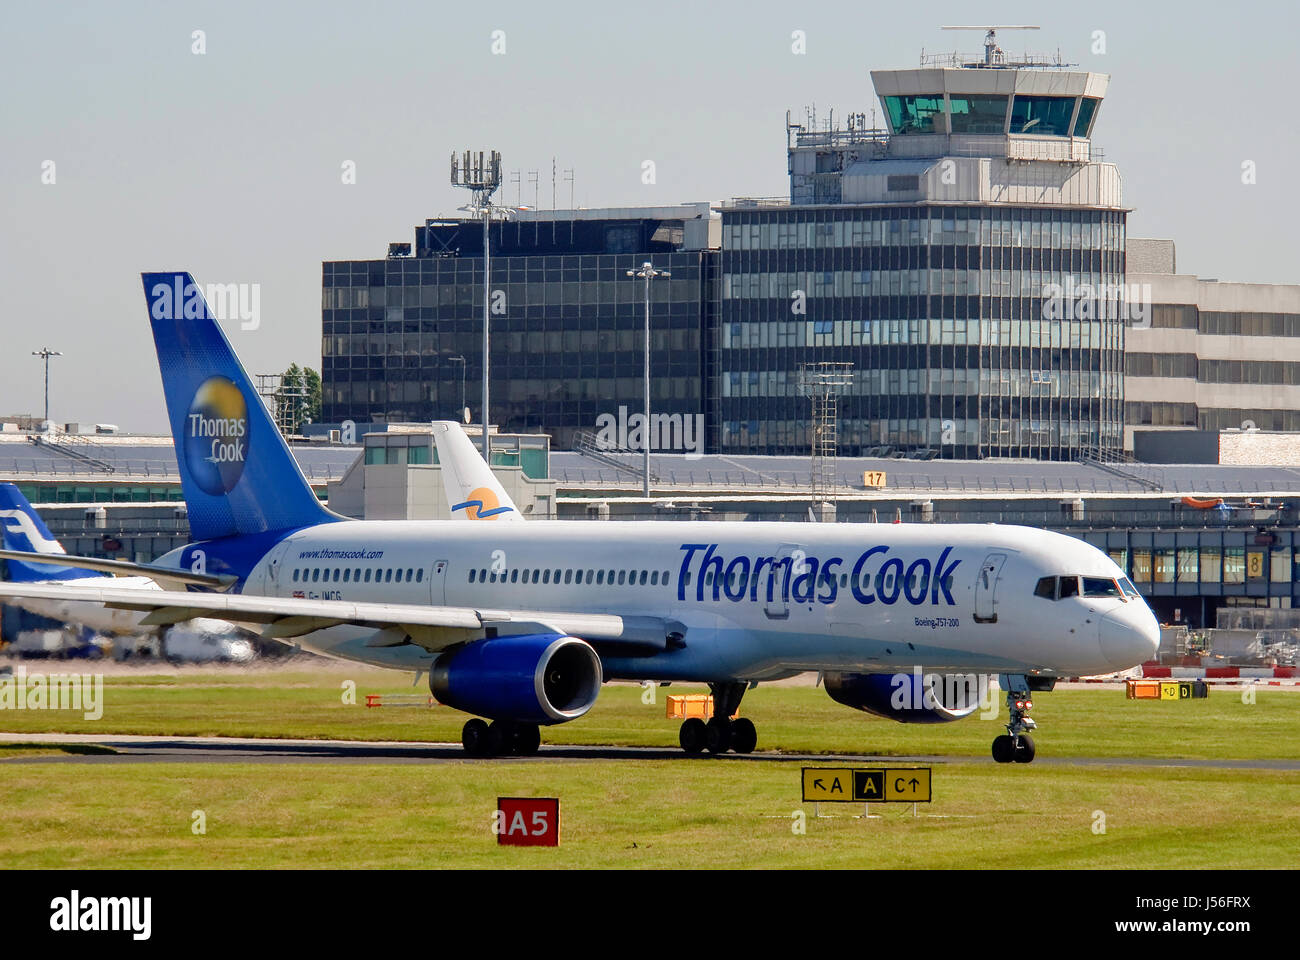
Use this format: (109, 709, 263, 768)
(992, 676, 1037, 764)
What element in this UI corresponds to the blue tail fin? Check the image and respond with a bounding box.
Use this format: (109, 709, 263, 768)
(0, 483, 96, 581)
(142, 272, 337, 541)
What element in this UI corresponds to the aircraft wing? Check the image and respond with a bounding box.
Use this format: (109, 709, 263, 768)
(0, 582, 677, 654)
(0, 549, 237, 591)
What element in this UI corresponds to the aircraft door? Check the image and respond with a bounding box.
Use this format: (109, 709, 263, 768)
(429, 559, 448, 606)
(265, 540, 293, 595)
(974, 553, 1007, 624)
(764, 544, 800, 620)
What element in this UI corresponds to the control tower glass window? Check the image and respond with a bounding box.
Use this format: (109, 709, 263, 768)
(1009, 95, 1076, 136)
(947, 95, 1008, 134)
(884, 95, 945, 134)
(1073, 97, 1100, 137)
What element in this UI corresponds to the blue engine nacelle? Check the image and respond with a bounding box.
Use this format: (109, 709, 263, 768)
(430, 633, 603, 725)
(824, 671, 985, 724)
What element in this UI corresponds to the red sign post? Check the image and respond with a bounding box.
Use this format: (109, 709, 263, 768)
(496, 797, 560, 847)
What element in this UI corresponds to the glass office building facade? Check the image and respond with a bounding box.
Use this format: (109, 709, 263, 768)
(321, 214, 715, 450)
(714, 203, 1128, 459)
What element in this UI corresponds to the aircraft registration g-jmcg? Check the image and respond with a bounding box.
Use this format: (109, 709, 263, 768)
(0, 272, 1160, 763)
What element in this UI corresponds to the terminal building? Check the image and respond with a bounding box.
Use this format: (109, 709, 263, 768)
(718, 50, 1125, 460)
(1124, 238, 1300, 458)
(320, 204, 718, 451)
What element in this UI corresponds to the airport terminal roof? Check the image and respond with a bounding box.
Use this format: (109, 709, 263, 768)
(4, 434, 1300, 498)
(548, 453, 1300, 498)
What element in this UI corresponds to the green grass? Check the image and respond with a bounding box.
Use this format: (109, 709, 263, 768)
(0, 760, 1295, 868)
(1, 669, 1297, 867)
(0, 669, 1297, 761)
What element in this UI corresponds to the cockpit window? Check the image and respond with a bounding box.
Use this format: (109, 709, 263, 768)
(1058, 576, 1079, 598)
(1034, 576, 1056, 599)
(1118, 577, 1141, 598)
(1082, 577, 1122, 598)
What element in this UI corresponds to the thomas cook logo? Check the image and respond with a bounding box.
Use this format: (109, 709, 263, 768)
(184, 377, 249, 495)
(451, 486, 514, 520)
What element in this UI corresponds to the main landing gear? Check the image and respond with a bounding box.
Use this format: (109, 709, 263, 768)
(461, 718, 542, 757)
(678, 681, 757, 756)
(992, 675, 1037, 764)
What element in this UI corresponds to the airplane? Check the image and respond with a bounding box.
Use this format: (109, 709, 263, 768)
(0, 272, 1160, 762)
(0, 483, 254, 661)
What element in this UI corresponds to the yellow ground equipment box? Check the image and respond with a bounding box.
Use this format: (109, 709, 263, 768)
(665, 694, 738, 720)
(1125, 679, 1208, 700)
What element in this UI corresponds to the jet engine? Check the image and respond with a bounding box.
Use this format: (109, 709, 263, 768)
(824, 670, 987, 723)
(430, 633, 602, 724)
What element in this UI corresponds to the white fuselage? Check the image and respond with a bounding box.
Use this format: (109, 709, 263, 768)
(209, 519, 1159, 681)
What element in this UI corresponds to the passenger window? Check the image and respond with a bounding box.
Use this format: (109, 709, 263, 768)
(618, 570, 627, 585)
(1058, 576, 1079, 598)
(639, 571, 648, 586)
(596, 570, 604, 584)
(543, 570, 551, 584)
(365, 569, 372, 583)
(662, 570, 670, 584)
(840, 573, 848, 588)
(510, 569, 518, 583)
(417, 569, 424, 583)
(564, 570, 573, 584)
(312, 569, 320, 582)
(469, 569, 476, 583)
(651, 571, 659, 585)
(407, 568, 414, 581)
(343, 569, 351, 583)
(333, 569, 340, 582)
(607, 569, 615, 583)
(586, 570, 594, 584)
(1034, 576, 1056, 599)
(385, 569, 393, 583)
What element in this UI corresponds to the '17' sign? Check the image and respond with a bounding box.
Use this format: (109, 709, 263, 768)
(495, 797, 560, 847)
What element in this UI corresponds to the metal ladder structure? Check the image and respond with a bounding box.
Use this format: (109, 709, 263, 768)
(799, 362, 853, 515)
(572, 430, 660, 482)
(27, 433, 116, 474)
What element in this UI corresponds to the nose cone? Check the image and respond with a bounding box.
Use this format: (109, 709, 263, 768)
(1099, 604, 1161, 670)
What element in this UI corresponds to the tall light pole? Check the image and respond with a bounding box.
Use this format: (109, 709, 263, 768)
(448, 355, 467, 421)
(450, 149, 503, 461)
(31, 348, 62, 431)
(626, 262, 669, 498)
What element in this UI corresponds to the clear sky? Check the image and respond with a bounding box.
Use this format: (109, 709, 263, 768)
(3, 0, 1296, 433)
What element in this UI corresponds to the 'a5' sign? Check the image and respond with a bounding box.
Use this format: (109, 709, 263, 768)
(495, 797, 560, 847)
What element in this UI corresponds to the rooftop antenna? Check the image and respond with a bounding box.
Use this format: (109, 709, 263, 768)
(450, 148, 505, 459)
(941, 25, 1039, 66)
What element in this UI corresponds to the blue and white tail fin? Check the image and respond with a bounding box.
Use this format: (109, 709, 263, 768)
(431, 422, 523, 521)
(142, 272, 337, 541)
(0, 483, 95, 581)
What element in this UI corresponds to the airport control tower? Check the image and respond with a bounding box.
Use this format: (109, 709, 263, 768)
(718, 28, 1128, 460)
